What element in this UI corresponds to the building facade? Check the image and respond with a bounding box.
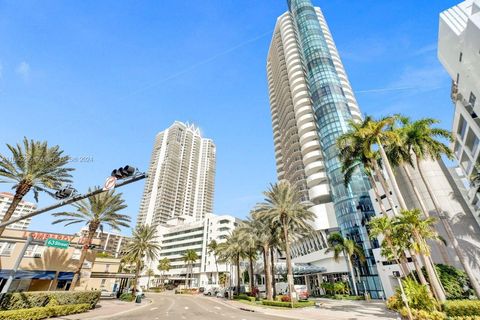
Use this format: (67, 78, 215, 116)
(267, 0, 382, 298)
(438, 0, 480, 221)
(143, 213, 240, 289)
(78, 227, 130, 258)
(137, 121, 216, 226)
(0, 192, 36, 230)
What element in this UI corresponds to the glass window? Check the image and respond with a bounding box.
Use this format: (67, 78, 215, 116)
(470, 92, 477, 107)
(0, 242, 15, 256)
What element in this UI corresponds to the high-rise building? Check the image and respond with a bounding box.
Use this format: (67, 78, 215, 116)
(438, 0, 480, 221)
(78, 227, 130, 258)
(267, 0, 383, 298)
(137, 121, 216, 226)
(0, 192, 36, 230)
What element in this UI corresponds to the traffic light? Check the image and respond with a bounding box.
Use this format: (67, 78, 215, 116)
(55, 187, 76, 199)
(111, 165, 136, 179)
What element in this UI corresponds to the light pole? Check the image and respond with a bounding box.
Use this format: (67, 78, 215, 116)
(393, 271, 413, 320)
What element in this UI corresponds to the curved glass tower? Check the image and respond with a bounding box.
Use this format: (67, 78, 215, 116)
(267, 0, 383, 298)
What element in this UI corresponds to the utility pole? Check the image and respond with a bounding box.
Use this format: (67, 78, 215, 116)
(394, 271, 413, 320)
(1, 236, 33, 293)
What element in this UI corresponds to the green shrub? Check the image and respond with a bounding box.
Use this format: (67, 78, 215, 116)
(0, 291, 100, 310)
(448, 317, 480, 320)
(435, 265, 473, 300)
(233, 294, 254, 302)
(0, 303, 90, 320)
(443, 300, 480, 317)
(175, 288, 198, 295)
(387, 295, 403, 311)
(119, 293, 135, 302)
(261, 300, 315, 308)
(399, 308, 446, 320)
(388, 278, 439, 312)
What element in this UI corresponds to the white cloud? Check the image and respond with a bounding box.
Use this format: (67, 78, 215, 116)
(16, 61, 30, 81)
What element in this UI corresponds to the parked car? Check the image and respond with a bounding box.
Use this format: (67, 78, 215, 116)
(216, 288, 227, 298)
(100, 289, 115, 298)
(294, 285, 309, 300)
(204, 287, 219, 296)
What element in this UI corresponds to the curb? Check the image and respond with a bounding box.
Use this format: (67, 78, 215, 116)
(86, 298, 153, 319)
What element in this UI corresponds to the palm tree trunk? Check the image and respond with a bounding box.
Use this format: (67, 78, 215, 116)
(404, 164, 450, 265)
(270, 247, 277, 299)
(371, 159, 399, 215)
(249, 254, 254, 295)
(70, 223, 98, 291)
(282, 222, 295, 303)
(214, 254, 219, 285)
(413, 231, 446, 302)
(346, 255, 359, 295)
(263, 245, 273, 300)
(0, 183, 32, 236)
(236, 254, 241, 295)
(409, 250, 427, 285)
(368, 175, 389, 216)
(377, 139, 408, 210)
(416, 158, 480, 297)
(132, 260, 141, 296)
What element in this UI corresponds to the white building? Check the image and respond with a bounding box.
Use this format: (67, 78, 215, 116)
(144, 213, 240, 289)
(438, 0, 480, 220)
(267, 1, 383, 298)
(0, 192, 36, 230)
(78, 227, 130, 258)
(137, 121, 216, 226)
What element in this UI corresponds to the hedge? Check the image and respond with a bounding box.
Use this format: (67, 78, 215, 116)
(233, 294, 255, 302)
(443, 300, 480, 317)
(0, 303, 90, 320)
(448, 317, 480, 320)
(262, 300, 315, 308)
(0, 291, 100, 310)
(119, 293, 135, 302)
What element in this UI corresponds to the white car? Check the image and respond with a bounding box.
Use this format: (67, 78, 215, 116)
(204, 287, 219, 296)
(100, 289, 115, 298)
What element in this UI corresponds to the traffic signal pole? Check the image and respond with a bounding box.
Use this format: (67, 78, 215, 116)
(0, 172, 147, 230)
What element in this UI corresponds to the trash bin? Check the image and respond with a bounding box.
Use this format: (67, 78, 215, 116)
(135, 293, 142, 303)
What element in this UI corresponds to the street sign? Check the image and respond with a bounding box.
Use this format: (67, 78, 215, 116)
(45, 238, 70, 249)
(103, 176, 117, 191)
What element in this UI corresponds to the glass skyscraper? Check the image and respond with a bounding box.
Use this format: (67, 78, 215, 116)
(268, 0, 383, 298)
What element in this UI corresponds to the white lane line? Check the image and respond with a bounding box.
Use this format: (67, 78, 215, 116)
(150, 307, 158, 311)
(214, 306, 221, 310)
(184, 306, 189, 310)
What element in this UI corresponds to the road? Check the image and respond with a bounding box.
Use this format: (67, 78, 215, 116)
(103, 293, 291, 320)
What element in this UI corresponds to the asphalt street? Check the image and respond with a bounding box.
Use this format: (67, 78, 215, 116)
(103, 293, 292, 320)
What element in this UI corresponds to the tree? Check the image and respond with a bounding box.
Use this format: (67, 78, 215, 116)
(124, 224, 161, 296)
(399, 117, 480, 298)
(237, 221, 258, 294)
(253, 180, 315, 303)
(0, 138, 74, 236)
(182, 249, 199, 288)
(396, 209, 446, 302)
(337, 116, 405, 214)
(157, 257, 171, 287)
(325, 233, 365, 296)
(217, 230, 246, 295)
(207, 240, 219, 284)
(146, 268, 155, 290)
(52, 188, 129, 290)
(248, 216, 273, 300)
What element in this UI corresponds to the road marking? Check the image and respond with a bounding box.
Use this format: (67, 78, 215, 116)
(182, 317, 187, 320)
(214, 306, 221, 310)
(150, 307, 158, 311)
(184, 306, 189, 310)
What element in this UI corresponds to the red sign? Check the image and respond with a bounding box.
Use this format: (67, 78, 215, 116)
(23, 231, 74, 242)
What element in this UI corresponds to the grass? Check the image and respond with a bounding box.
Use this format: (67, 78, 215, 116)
(233, 298, 315, 309)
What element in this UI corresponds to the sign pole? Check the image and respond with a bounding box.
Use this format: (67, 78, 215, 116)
(1, 236, 33, 293)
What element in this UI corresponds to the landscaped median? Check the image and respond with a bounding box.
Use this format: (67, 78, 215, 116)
(231, 294, 315, 309)
(0, 291, 100, 320)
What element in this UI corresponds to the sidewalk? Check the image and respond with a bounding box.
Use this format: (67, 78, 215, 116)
(54, 298, 152, 320)
(215, 297, 399, 320)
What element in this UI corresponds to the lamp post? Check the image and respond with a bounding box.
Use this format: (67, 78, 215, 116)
(393, 271, 413, 320)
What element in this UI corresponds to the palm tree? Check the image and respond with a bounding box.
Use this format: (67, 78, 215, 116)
(237, 221, 258, 294)
(52, 188, 130, 290)
(124, 224, 161, 296)
(399, 117, 480, 297)
(0, 138, 74, 236)
(253, 180, 315, 302)
(157, 257, 171, 287)
(396, 209, 446, 302)
(217, 230, 246, 295)
(207, 240, 219, 284)
(338, 117, 402, 215)
(182, 249, 199, 288)
(325, 233, 365, 296)
(146, 268, 155, 290)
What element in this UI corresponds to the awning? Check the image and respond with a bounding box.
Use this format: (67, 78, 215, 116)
(0, 270, 56, 280)
(57, 272, 74, 280)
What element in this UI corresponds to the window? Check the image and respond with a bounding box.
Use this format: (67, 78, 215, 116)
(0, 242, 15, 256)
(25, 245, 45, 258)
(72, 249, 81, 260)
(100, 279, 106, 288)
(470, 92, 477, 107)
(459, 52, 463, 62)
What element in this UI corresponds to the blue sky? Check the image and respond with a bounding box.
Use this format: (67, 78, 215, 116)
(0, 0, 460, 235)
